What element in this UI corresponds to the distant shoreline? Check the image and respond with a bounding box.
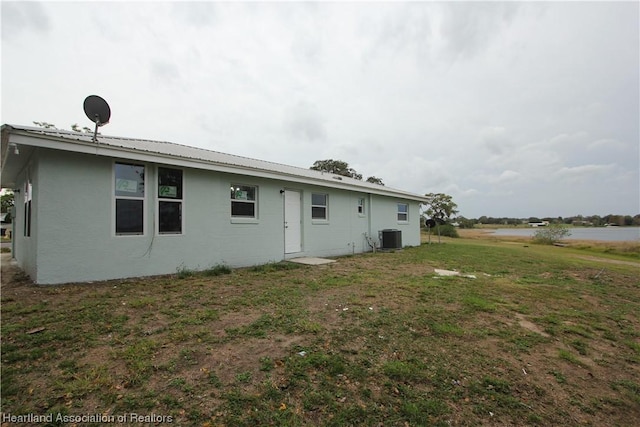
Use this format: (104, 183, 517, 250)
(456, 226, 640, 243)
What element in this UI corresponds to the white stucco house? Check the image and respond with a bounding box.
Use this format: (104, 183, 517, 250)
(1, 124, 426, 284)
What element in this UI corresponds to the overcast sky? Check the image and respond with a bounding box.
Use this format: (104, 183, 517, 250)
(2, 1, 638, 218)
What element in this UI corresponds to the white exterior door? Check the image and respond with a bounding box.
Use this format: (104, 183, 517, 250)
(284, 190, 301, 254)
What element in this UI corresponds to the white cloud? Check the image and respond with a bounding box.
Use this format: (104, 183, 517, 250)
(1, 2, 51, 40)
(480, 126, 510, 154)
(149, 60, 181, 84)
(495, 170, 521, 184)
(554, 164, 617, 183)
(437, 2, 521, 62)
(284, 100, 327, 143)
(587, 139, 627, 151)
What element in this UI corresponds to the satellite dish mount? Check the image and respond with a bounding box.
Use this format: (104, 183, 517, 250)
(83, 95, 111, 142)
(425, 218, 437, 244)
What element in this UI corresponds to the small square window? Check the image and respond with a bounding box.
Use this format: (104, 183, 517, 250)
(231, 185, 257, 218)
(358, 198, 365, 215)
(312, 193, 328, 220)
(159, 201, 182, 233)
(115, 163, 145, 197)
(158, 167, 183, 199)
(116, 199, 144, 234)
(397, 203, 409, 222)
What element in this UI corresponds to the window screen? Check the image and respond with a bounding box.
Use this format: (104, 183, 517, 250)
(397, 203, 409, 222)
(312, 193, 328, 220)
(158, 168, 183, 233)
(231, 185, 257, 218)
(115, 163, 145, 235)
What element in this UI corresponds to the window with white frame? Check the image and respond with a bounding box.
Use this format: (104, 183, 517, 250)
(357, 197, 365, 216)
(158, 167, 183, 234)
(397, 203, 409, 222)
(230, 184, 257, 218)
(114, 162, 145, 235)
(312, 193, 328, 220)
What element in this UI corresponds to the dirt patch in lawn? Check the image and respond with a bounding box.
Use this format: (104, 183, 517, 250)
(514, 313, 551, 338)
(573, 255, 640, 267)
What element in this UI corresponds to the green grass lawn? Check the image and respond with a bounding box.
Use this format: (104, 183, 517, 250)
(1, 237, 639, 426)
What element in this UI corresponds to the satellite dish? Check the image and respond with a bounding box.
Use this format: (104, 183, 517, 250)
(425, 219, 437, 228)
(83, 95, 111, 142)
(84, 95, 110, 125)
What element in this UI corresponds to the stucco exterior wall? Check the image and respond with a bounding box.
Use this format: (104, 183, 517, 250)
(23, 149, 422, 284)
(369, 194, 422, 247)
(11, 157, 39, 280)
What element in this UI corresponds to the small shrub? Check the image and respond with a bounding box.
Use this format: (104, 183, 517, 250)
(177, 263, 231, 278)
(235, 371, 252, 383)
(176, 263, 195, 279)
(251, 262, 301, 273)
(436, 224, 459, 238)
(532, 224, 571, 245)
(259, 356, 275, 372)
(202, 264, 232, 277)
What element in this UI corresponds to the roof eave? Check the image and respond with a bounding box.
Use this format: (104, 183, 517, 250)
(2, 125, 428, 202)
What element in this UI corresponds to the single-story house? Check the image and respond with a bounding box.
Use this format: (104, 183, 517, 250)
(1, 124, 427, 284)
(0, 212, 10, 237)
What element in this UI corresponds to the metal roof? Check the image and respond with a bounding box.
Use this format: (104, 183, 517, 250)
(1, 124, 427, 202)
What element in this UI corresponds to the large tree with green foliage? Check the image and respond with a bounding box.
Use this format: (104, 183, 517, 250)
(311, 159, 362, 179)
(422, 193, 459, 243)
(310, 159, 384, 185)
(422, 193, 459, 224)
(1, 191, 14, 221)
(365, 176, 384, 185)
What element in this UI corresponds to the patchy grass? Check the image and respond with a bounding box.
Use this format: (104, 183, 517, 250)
(1, 237, 639, 426)
(457, 228, 640, 260)
(567, 239, 640, 260)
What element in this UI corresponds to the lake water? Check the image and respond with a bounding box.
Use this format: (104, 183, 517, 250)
(491, 227, 640, 242)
